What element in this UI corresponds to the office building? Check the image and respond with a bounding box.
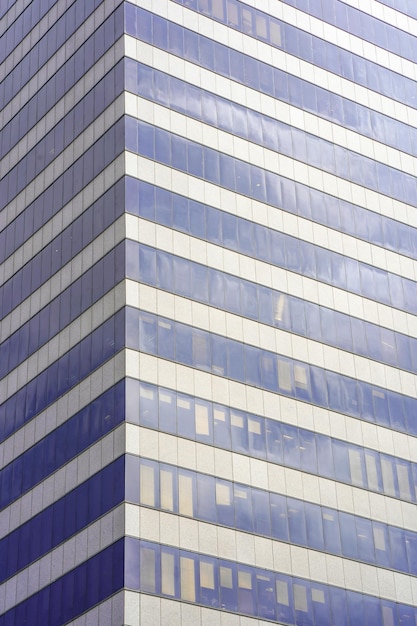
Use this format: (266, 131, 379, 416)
(1, 0, 417, 623)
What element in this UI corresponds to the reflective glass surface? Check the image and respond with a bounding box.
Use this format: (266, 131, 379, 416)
(0, 59, 124, 206)
(126, 310, 417, 439)
(0, 0, 106, 109)
(0, 309, 125, 443)
(126, 238, 417, 375)
(0, 382, 124, 511)
(1, 5, 124, 160)
(170, 0, 417, 109)
(129, 379, 417, 503)
(127, 455, 417, 575)
(0, 243, 124, 379)
(0, 0, 61, 61)
(241, 0, 417, 66)
(125, 5, 417, 157)
(127, 125, 417, 315)
(124, 538, 417, 625)
(189, 0, 417, 66)
(0, 457, 125, 584)
(0, 117, 125, 269)
(127, 61, 417, 259)
(376, 0, 417, 19)
(0, 540, 124, 626)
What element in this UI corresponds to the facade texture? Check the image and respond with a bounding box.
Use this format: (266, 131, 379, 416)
(1, 0, 417, 624)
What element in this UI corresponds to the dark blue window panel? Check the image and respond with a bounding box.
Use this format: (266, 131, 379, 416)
(0, 117, 125, 252)
(0, 0, 61, 62)
(0, 539, 124, 626)
(0, 457, 125, 585)
(0, 309, 125, 444)
(0, 0, 109, 110)
(1, 239, 125, 380)
(130, 379, 417, 503)
(0, 60, 124, 218)
(0, 5, 124, 172)
(124, 538, 417, 625)
(0, 381, 124, 511)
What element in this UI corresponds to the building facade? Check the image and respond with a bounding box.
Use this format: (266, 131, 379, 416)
(1, 0, 417, 623)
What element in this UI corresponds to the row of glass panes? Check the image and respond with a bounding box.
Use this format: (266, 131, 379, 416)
(128, 178, 417, 352)
(126, 66, 417, 260)
(279, 0, 417, 61)
(1, 6, 124, 165)
(0, 0, 60, 61)
(0, 117, 125, 321)
(0, 457, 124, 584)
(0, 59, 124, 215)
(170, 0, 417, 110)
(129, 61, 417, 238)
(376, 0, 417, 20)
(130, 308, 417, 443)
(127, 119, 417, 317)
(126, 537, 416, 626)
(127, 240, 417, 376)
(128, 456, 417, 574)
(125, 5, 417, 157)
(0, 382, 124, 511)
(0, 309, 125, 443)
(0, 540, 124, 626)
(0, 0, 106, 110)
(131, 378, 417, 503)
(1, 240, 125, 380)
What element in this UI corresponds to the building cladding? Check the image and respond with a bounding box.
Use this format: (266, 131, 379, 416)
(2, 0, 417, 623)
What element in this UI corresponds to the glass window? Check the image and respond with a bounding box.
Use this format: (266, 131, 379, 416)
(180, 556, 196, 602)
(140, 462, 156, 507)
(161, 550, 176, 596)
(305, 502, 324, 550)
(160, 468, 175, 512)
(294, 583, 308, 612)
(278, 358, 292, 393)
(138, 382, 158, 428)
(365, 450, 381, 492)
(356, 518, 375, 564)
(179, 472, 194, 517)
(238, 567, 255, 615)
(195, 401, 212, 442)
(231, 410, 248, 453)
(197, 474, 216, 522)
(177, 395, 195, 439)
(234, 484, 253, 531)
(339, 512, 358, 559)
(252, 489, 271, 536)
(373, 523, 390, 568)
(322, 509, 341, 554)
(257, 571, 276, 620)
(348, 448, 364, 487)
(213, 405, 231, 449)
(220, 563, 237, 611)
(159, 389, 176, 434)
(216, 480, 234, 526)
(381, 458, 396, 497)
(288, 498, 306, 544)
(140, 545, 156, 593)
(199, 558, 218, 607)
(396, 462, 412, 501)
